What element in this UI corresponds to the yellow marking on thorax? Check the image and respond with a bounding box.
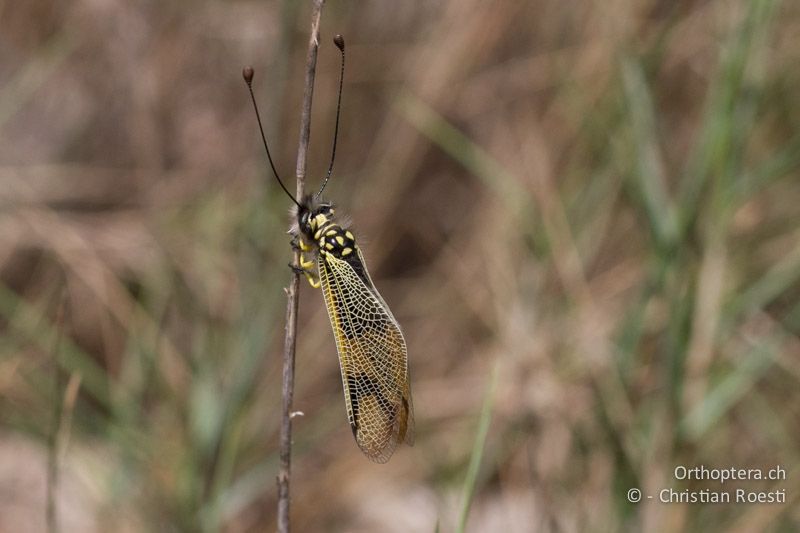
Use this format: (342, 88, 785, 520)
(345, 230, 354, 241)
(316, 222, 336, 242)
(313, 216, 334, 241)
(342, 247, 353, 256)
(336, 235, 345, 245)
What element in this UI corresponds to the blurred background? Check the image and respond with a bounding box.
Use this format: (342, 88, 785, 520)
(1, 0, 799, 531)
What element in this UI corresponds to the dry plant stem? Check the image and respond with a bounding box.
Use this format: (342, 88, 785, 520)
(277, 1, 325, 532)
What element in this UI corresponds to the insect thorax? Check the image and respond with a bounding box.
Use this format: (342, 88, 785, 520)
(295, 197, 356, 260)
(315, 223, 357, 260)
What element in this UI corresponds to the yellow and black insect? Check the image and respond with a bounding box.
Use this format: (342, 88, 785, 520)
(243, 35, 413, 463)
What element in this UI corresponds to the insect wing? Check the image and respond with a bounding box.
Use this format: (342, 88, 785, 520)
(318, 249, 414, 463)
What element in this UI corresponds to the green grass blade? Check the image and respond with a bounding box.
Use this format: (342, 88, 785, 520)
(457, 363, 499, 533)
(395, 91, 527, 217)
(620, 58, 679, 249)
(680, 340, 775, 440)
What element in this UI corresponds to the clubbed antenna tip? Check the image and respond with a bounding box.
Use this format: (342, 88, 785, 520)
(242, 66, 254, 85)
(334, 34, 344, 51)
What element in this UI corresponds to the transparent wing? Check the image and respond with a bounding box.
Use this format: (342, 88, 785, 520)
(318, 250, 414, 463)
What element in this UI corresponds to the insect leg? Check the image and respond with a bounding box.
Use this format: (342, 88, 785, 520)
(288, 263, 321, 289)
(289, 237, 319, 287)
(305, 272, 321, 289)
(291, 236, 314, 252)
(299, 252, 315, 270)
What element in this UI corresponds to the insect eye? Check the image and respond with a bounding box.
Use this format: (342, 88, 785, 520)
(301, 213, 309, 225)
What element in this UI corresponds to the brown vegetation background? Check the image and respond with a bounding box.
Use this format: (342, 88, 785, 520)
(1, 0, 799, 531)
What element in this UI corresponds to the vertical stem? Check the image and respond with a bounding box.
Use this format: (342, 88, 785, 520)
(277, 1, 325, 532)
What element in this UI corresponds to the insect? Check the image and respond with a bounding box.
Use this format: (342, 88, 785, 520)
(243, 35, 414, 463)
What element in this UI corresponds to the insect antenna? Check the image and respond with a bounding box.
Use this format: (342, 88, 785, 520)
(242, 66, 300, 207)
(316, 34, 346, 198)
